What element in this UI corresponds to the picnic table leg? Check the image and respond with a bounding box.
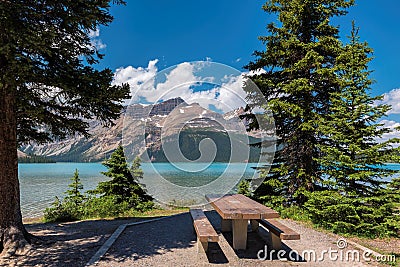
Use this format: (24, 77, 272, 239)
(197, 237, 208, 253)
(221, 219, 232, 232)
(270, 232, 282, 250)
(232, 219, 248, 250)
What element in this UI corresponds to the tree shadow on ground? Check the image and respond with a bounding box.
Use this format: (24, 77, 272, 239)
(98, 213, 197, 264)
(222, 229, 304, 262)
(206, 242, 229, 264)
(99, 212, 229, 265)
(0, 217, 164, 267)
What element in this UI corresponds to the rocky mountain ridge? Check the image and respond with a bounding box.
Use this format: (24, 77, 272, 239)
(20, 98, 261, 162)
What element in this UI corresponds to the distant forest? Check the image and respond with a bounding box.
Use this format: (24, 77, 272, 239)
(18, 154, 56, 163)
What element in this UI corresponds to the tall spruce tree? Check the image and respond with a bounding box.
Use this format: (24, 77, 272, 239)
(246, 0, 354, 205)
(0, 1, 129, 255)
(318, 23, 400, 194)
(95, 146, 153, 208)
(304, 24, 400, 237)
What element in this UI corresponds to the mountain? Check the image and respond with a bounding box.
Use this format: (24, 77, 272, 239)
(20, 98, 263, 162)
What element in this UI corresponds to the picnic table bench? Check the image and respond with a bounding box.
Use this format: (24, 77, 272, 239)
(189, 209, 219, 253)
(205, 194, 300, 250)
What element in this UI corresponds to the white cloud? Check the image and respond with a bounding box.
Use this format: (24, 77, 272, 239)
(214, 74, 247, 112)
(88, 28, 100, 38)
(113, 60, 264, 113)
(247, 68, 267, 76)
(113, 59, 159, 103)
(88, 27, 106, 50)
(154, 62, 198, 102)
(381, 88, 400, 114)
(378, 119, 400, 145)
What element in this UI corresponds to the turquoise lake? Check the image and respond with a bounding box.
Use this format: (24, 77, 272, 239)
(19, 162, 400, 218)
(19, 162, 260, 218)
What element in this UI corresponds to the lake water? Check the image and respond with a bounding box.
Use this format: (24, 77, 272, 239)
(19, 163, 108, 218)
(19, 162, 400, 218)
(19, 162, 260, 218)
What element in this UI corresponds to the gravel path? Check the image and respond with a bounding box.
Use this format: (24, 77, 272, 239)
(94, 211, 382, 267)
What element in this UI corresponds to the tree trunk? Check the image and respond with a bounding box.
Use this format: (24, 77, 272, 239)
(0, 84, 31, 257)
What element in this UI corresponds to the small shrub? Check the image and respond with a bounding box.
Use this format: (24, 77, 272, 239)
(277, 205, 310, 221)
(237, 180, 252, 197)
(44, 197, 82, 222)
(82, 195, 130, 218)
(305, 190, 400, 237)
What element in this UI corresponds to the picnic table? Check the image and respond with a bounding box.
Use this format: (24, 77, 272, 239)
(205, 194, 280, 250)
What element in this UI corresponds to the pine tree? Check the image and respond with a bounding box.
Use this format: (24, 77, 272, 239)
(317, 23, 400, 195)
(65, 169, 84, 206)
(305, 24, 400, 237)
(245, 0, 354, 205)
(0, 1, 128, 255)
(44, 170, 84, 223)
(128, 157, 153, 207)
(95, 146, 153, 208)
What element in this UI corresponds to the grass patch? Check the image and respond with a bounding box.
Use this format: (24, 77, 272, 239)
(116, 207, 189, 219)
(24, 207, 189, 225)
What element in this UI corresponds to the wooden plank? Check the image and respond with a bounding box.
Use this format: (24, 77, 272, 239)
(232, 194, 280, 219)
(190, 209, 219, 243)
(193, 220, 219, 242)
(220, 194, 260, 219)
(206, 194, 262, 219)
(205, 194, 244, 219)
(258, 219, 300, 240)
(206, 194, 279, 220)
(190, 208, 207, 220)
(226, 194, 263, 219)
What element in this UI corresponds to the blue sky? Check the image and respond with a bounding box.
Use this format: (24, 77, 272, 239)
(93, 0, 400, 138)
(97, 0, 267, 71)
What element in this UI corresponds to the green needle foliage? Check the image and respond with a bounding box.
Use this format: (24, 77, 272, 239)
(317, 23, 400, 194)
(1, 0, 130, 144)
(246, 0, 355, 205)
(246, 0, 400, 237)
(305, 24, 400, 237)
(95, 145, 153, 210)
(45, 169, 85, 222)
(44, 149, 154, 222)
(0, 0, 129, 251)
(65, 169, 85, 206)
(237, 180, 252, 197)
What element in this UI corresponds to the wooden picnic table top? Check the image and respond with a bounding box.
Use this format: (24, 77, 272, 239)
(205, 194, 279, 220)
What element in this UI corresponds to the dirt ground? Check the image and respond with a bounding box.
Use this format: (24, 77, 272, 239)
(0, 212, 398, 267)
